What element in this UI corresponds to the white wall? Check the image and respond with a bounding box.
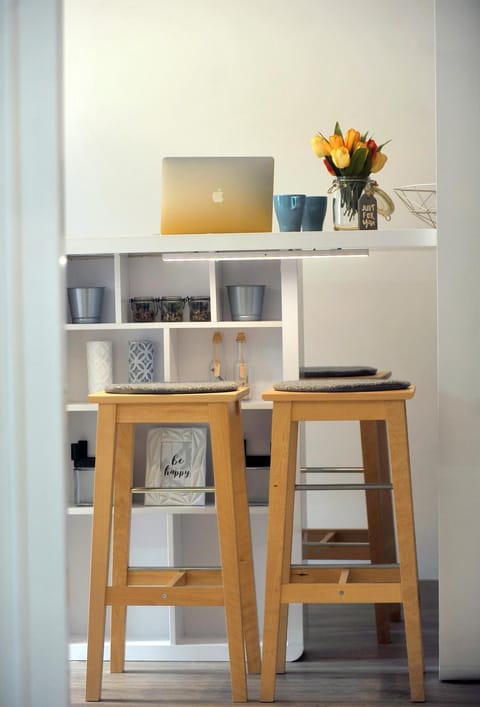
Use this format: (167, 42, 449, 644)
(64, 0, 435, 236)
(63, 0, 438, 576)
(0, 2, 69, 706)
(302, 250, 437, 578)
(436, 0, 480, 680)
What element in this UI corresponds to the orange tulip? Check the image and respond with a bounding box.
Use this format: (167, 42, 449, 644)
(344, 128, 361, 152)
(370, 150, 388, 173)
(331, 146, 350, 170)
(329, 134, 345, 150)
(310, 134, 331, 158)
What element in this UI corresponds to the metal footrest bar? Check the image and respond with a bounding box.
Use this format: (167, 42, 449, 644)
(131, 486, 215, 494)
(302, 530, 373, 561)
(295, 482, 393, 491)
(300, 466, 364, 473)
(291, 563, 400, 570)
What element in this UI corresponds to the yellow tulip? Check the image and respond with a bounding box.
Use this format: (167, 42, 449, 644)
(329, 134, 345, 150)
(370, 151, 388, 173)
(331, 146, 350, 170)
(310, 134, 331, 158)
(344, 128, 361, 152)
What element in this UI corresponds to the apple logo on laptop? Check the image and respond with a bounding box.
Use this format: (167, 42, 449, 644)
(212, 187, 224, 204)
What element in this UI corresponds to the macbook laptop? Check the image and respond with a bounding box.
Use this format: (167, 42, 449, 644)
(161, 156, 274, 235)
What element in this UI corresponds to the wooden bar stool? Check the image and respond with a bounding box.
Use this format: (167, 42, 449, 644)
(260, 378, 425, 703)
(85, 382, 260, 703)
(299, 368, 400, 641)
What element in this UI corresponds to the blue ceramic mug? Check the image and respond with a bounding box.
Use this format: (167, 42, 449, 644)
(274, 194, 306, 232)
(301, 196, 328, 231)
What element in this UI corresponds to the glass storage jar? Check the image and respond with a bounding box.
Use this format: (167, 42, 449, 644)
(188, 296, 211, 321)
(129, 297, 159, 322)
(160, 296, 187, 322)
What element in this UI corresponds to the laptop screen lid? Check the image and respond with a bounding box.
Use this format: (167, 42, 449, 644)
(161, 156, 274, 235)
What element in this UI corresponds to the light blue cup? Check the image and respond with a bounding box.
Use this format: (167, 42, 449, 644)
(301, 196, 328, 231)
(274, 194, 306, 232)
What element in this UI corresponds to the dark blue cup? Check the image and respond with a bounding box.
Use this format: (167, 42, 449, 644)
(274, 194, 306, 232)
(301, 196, 328, 231)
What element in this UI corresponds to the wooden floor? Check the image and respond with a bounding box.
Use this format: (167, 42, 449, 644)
(70, 581, 480, 705)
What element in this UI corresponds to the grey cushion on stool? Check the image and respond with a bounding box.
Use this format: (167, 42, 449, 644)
(105, 381, 239, 394)
(274, 378, 411, 393)
(299, 365, 378, 378)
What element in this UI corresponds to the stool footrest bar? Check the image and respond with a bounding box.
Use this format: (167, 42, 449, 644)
(291, 563, 400, 570)
(295, 483, 393, 491)
(302, 529, 373, 560)
(131, 486, 215, 494)
(300, 466, 364, 473)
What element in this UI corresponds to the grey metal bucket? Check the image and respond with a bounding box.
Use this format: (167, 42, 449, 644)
(226, 285, 266, 321)
(68, 287, 105, 324)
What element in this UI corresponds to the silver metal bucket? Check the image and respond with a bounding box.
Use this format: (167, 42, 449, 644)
(226, 285, 266, 321)
(68, 287, 105, 324)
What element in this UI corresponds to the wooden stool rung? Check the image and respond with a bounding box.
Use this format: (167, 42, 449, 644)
(281, 581, 402, 604)
(303, 528, 370, 544)
(127, 568, 222, 585)
(302, 529, 371, 560)
(283, 565, 403, 603)
(106, 585, 224, 606)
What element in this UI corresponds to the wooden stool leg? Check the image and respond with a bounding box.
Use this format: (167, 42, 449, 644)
(227, 400, 261, 675)
(110, 422, 134, 673)
(209, 401, 251, 703)
(387, 402, 425, 703)
(361, 420, 399, 643)
(374, 420, 402, 624)
(275, 413, 298, 675)
(86, 404, 117, 702)
(260, 402, 298, 702)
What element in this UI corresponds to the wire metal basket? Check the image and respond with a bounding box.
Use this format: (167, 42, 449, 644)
(394, 184, 436, 227)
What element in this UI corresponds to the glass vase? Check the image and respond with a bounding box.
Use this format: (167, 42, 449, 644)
(330, 177, 368, 231)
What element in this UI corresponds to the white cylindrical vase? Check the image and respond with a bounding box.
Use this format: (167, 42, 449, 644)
(128, 339, 155, 383)
(86, 340, 113, 393)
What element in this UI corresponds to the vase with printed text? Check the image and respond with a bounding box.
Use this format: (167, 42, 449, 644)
(330, 176, 395, 230)
(330, 176, 368, 230)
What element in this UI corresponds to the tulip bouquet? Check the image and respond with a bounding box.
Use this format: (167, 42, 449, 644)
(311, 121, 391, 227)
(311, 121, 389, 178)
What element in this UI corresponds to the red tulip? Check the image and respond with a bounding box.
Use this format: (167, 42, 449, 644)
(366, 138, 378, 158)
(323, 158, 336, 176)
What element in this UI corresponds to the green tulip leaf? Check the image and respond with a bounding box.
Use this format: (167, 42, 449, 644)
(344, 146, 368, 176)
(377, 139, 392, 151)
(362, 150, 373, 176)
(334, 121, 343, 138)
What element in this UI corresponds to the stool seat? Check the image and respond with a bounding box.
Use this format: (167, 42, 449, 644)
(260, 383, 424, 703)
(85, 385, 260, 703)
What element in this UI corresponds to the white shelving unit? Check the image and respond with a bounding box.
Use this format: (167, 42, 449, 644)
(64, 229, 436, 662)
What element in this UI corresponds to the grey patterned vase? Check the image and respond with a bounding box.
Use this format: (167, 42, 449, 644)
(128, 339, 155, 383)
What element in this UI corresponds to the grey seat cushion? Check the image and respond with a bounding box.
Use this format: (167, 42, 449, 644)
(274, 378, 411, 393)
(105, 381, 238, 394)
(299, 365, 378, 378)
